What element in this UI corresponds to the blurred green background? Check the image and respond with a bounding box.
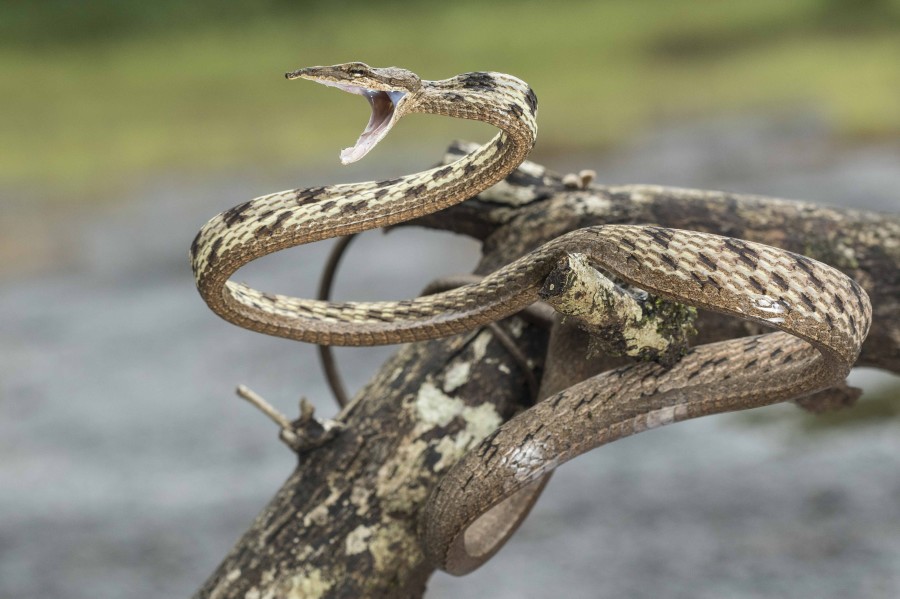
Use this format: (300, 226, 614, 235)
(3, 3, 900, 598)
(4, 0, 899, 201)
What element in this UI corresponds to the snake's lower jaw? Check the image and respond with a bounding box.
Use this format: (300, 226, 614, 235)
(339, 88, 407, 164)
(301, 77, 407, 164)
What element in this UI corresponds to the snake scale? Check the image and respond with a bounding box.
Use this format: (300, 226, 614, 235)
(191, 63, 871, 575)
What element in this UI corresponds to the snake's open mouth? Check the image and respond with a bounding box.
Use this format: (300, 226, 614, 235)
(313, 80, 406, 164)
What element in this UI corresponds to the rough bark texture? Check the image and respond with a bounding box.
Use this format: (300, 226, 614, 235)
(196, 142, 900, 598)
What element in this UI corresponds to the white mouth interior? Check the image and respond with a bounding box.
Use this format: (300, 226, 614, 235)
(315, 80, 406, 164)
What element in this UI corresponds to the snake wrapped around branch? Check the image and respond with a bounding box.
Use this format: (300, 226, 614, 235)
(190, 63, 871, 575)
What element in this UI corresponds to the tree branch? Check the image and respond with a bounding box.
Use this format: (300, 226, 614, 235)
(196, 142, 899, 598)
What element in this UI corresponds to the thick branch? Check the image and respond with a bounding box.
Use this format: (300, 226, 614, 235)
(198, 143, 899, 598)
(196, 324, 548, 598)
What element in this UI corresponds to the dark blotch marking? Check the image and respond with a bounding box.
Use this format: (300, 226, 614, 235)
(795, 255, 825, 290)
(700, 356, 728, 369)
(833, 294, 845, 313)
(525, 88, 538, 114)
(848, 280, 865, 305)
(339, 201, 366, 216)
(687, 368, 703, 380)
(799, 292, 816, 312)
(459, 72, 496, 91)
(646, 227, 673, 249)
(222, 201, 252, 227)
(771, 347, 783, 358)
(364, 309, 392, 322)
(661, 253, 678, 270)
(723, 238, 759, 268)
(771, 271, 790, 291)
(273, 210, 292, 229)
(480, 440, 500, 464)
(744, 358, 758, 369)
(432, 166, 453, 180)
(574, 394, 593, 410)
(294, 186, 324, 206)
(189, 232, 201, 261)
(407, 183, 428, 198)
(207, 237, 223, 265)
(748, 276, 766, 294)
(782, 354, 795, 364)
(621, 237, 637, 251)
(320, 200, 337, 211)
(463, 162, 477, 176)
(507, 103, 524, 118)
(376, 178, 402, 188)
(707, 275, 723, 291)
(549, 390, 568, 408)
(698, 252, 717, 271)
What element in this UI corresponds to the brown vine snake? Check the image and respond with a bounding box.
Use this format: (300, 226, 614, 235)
(191, 63, 871, 575)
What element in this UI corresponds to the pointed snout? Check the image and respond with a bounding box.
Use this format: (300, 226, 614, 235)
(284, 66, 320, 80)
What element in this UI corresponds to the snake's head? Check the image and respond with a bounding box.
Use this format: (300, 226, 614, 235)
(286, 62, 421, 164)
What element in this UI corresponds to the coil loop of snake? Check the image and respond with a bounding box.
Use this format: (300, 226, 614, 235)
(191, 63, 872, 576)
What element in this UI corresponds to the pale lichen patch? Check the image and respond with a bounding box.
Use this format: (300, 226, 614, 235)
(375, 439, 430, 511)
(442, 361, 471, 393)
(388, 366, 404, 384)
(462, 403, 503, 441)
(429, 401, 503, 471)
(379, 380, 503, 508)
(350, 485, 372, 516)
(345, 524, 373, 555)
(368, 520, 421, 573)
(574, 194, 613, 216)
(471, 330, 493, 361)
(226, 568, 241, 582)
(303, 486, 344, 528)
(506, 318, 525, 337)
(623, 320, 670, 354)
(279, 568, 333, 599)
(416, 382, 464, 427)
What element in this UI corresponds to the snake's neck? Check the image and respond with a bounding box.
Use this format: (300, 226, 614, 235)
(397, 72, 538, 207)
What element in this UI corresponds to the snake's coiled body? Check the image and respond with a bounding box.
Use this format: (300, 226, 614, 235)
(191, 64, 872, 576)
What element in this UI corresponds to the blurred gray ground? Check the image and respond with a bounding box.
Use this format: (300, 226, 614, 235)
(1, 114, 899, 598)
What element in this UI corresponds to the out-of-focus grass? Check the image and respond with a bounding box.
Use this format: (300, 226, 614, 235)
(2, 0, 898, 200)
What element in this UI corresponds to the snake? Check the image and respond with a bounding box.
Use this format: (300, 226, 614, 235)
(190, 63, 872, 576)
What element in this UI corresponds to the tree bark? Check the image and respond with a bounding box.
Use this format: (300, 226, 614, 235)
(196, 142, 900, 598)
